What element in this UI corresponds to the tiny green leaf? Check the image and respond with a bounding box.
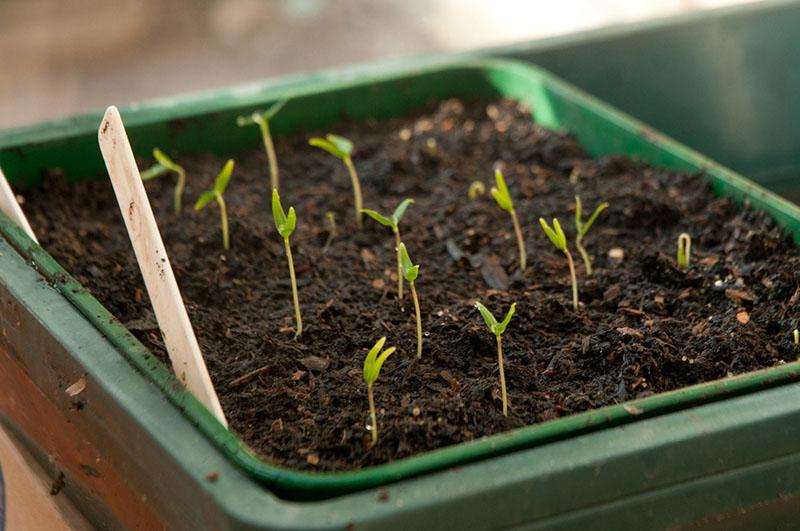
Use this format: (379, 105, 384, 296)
(263, 98, 289, 121)
(490, 169, 514, 212)
(361, 209, 395, 228)
(398, 242, 419, 282)
(326, 134, 353, 157)
(575, 196, 609, 237)
(468, 181, 486, 201)
(152, 148, 182, 173)
(539, 217, 567, 252)
(475, 301, 498, 331)
(363, 337, 396, 385)
(496, 303, 516, 335)
(141, 164, 169, 181)
(271, 189, 296, 239)
(194, 190, 216, 211)
(677, 233, 691, 269)
(214, 159, 234, 195)
(392, 198, 414, 224)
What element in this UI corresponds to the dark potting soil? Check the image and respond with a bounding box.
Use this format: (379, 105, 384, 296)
(21, 99, 800, 472)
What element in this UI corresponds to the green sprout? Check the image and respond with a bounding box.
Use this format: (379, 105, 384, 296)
(677, 233, 691, 269)
(272, 189, 302, 337)
(490, 169, 526, 271)
(194, 159, 234, 251)
(794, 329, 799, 347)
(399, 243, 423, 358)
(362, 336, 396, 445)
(574, 195, 608, 275)
(468, 181, 486, 201)
(361, 198, 415, 299)
(141, 148, 187, 213)
(236, 98, 288, 192)
(309, 134, 364, 229)
(539, 217, 579, 311)
(322, 211, 337, 254)
(474, 301, 516, 416)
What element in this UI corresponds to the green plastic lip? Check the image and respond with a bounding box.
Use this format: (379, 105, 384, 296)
(1, 58, 800, 498)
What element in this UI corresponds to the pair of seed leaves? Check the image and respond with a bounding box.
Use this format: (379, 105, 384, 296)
(271, 189, 296, 239)
(194, 160, 234, 211)
(475, 301, 516, 338)
(236, 99, 288, 128)
(363, 336, 396, 386)
(309, 134, 353, 161)
(141, 148, 184, 181)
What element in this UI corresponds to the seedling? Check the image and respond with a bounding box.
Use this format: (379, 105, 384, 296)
(468, 181, 486, 200)
(361, 198, 415, 299)
(399, 243, 423, 357)
(490, 169, 526, 271)
(141, 148, 187, 213)
(474, 301, 516, 416)
(574, 195, 608, 275)
(362, 337, 396, 445)
(272, 189, 302, 337)
(794, 329, 799, 347)
(309, 134, 364, 229)
(539, 217, 579, 310)
(194, 159, 234, 251)
(322, 211, 337, 253)
(236, 98, 288, 192)
(677, 233, 692, 269)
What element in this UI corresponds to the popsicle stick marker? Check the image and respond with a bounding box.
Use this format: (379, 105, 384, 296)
(0, 165, 38, 243)
(98, 106, 227, 427)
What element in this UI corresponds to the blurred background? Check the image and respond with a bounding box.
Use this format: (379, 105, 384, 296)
(1, 0, 755, 128)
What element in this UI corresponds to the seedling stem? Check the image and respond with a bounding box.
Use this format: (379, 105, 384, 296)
(272, 189, 302, 336)
(362, 337, 396, 444)
(399, 242, 423, 357)
(475, 301, 516, 416)
(237, 99, 287, 192)
(309, 134, 364, 228)
(490, 169, 526, 271)
(361, 198, 415, 299)
(194, 159, 234, 251)
(574, 195, 608, 275)
(141, 148, 187, 213)
(677, 233, 692, 269)
(540, 217, 579, 310)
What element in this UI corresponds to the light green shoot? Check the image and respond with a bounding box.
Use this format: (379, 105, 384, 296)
(271, 189, 302, 337)
(309, 134, 364, 229)
(539, 217, 579, 310)
(474, 301, 516, 416)
(322, 211, 337, 254)
(468, 181, 486, 200)
(361, 198, 415, 299)
(574, 196, 608, 276)
(362, 337, 396, 445)
(490, 169, 526, 271)
(194, 160, 234, 251)
(141, 148, 187, 213)
(236, 98, 288, 192)
(677, 233, 692, 269)
(399, 243, 422, 358)
(794, 329, 798, 347)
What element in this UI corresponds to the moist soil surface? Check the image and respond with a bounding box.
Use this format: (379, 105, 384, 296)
(22, 99, 800, 472)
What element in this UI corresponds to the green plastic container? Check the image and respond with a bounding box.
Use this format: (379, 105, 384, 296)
(2, 58, 800, 528)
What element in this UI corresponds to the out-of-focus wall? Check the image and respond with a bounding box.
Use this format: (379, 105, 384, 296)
(0, 0, 755, 128)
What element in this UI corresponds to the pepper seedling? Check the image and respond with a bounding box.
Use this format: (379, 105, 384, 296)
(272, 189, 302, 337)
(141, 148, 187, 213)
(362, 336, 396, 445)
(322, 211, 337, 254)
(677, 233, 692, 269)
(539, 217, 579, 310)
(574, 195, 608, 275)
(399, 242, 423, 357)
(468, 181, 486, 201)
(474, 301, 516, 416)
(490, 169, 526, 271)
(794, 329, 799, 348)
(361, 198, 415, 299)
(309, 134, 364, 229)
(194, 159, 234, 251)
(237, 99, 288, 192)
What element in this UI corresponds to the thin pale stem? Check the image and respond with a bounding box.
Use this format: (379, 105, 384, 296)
(497, 335, 508, 416)
(174, 169, 186, 213)
(394, 229, 403, 299)
(410, 281, 422, 358)
(216, 194, 229, 251)
(285, 237, 303, 337)
(576, 235, 592, 276)
(368, 383, 377, 445)
(510, 209, 526, 271)
(258, 119, 279, 192)
(344, 157, 363, 229)
(565, 248, 579, 310)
